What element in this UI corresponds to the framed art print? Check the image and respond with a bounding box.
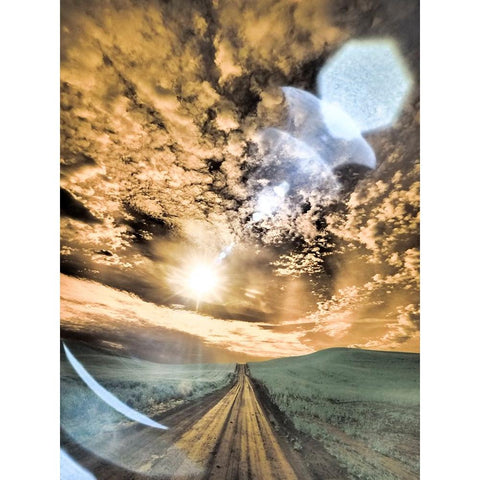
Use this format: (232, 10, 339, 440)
(60, 1, 420, 479)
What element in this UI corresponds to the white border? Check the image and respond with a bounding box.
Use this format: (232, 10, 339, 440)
(2, 0, 59, 477)
(3, 0, 479, 477)
(421, 0, 480, 477)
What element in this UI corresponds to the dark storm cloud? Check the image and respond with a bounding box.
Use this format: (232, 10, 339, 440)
(60, 187, 101, 224)
(60, 0, 420, 352)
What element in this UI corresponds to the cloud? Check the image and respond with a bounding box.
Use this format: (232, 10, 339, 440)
(60, 0, 345, 250)
(289, 141, 420, 352)
(61, 274, 313, 359)
(60, 0, 420, 355)
(60, 188, 101, 224)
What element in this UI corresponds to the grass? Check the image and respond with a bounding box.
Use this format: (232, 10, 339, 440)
(248, 347, 419, 480)
(61, 343, 235, 442)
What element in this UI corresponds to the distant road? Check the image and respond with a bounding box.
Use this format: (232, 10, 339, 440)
(176, 364, 300, 479)
(62, 365, 313, 479)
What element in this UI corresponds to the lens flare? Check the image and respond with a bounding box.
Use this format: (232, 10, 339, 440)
(318, 38, 413, 133)
(63, 343, 168, 430)
(215, 243, 234, 264)
(166, 249, 229, 307)
(281, 87, 376, 169)
(61, 449, 96, 480)
(187, 264, 219, 297)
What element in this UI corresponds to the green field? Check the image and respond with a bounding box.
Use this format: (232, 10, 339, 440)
(249, 347, 419, 480)
(61, 342, 236, 442)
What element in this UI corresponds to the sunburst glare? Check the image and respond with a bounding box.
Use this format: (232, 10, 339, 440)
(166, 253, 227, 309)
(187, 264, 219, 299)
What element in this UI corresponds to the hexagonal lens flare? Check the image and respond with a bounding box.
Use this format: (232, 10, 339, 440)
(318, 38, 413, 133)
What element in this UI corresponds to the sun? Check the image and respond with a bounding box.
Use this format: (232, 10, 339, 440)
(166, 253, 226, 308)
(187, 264, 219, 298)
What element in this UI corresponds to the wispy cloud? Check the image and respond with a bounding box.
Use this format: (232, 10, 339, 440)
(61, 274, 313, 359)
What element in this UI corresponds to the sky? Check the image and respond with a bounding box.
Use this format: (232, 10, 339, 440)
(60, 0, 419, 362)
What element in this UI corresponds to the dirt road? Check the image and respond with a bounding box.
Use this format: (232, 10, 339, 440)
(175, 365, 300, 479)
(62, 365, 321, 479)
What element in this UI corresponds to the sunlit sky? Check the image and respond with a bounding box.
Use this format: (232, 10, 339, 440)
(60, 0, 419, 362)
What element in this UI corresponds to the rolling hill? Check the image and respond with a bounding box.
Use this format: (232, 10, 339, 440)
(248, 347, 419, 480)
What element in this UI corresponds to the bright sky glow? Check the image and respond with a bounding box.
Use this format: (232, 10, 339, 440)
(63, 343, 168, 430)
(318, 38, 413, 133)
(187, 264, 219, 298)
(253, 181, 289, 222)
(273, 181, 289, 197)
(61, 274, 314, 359)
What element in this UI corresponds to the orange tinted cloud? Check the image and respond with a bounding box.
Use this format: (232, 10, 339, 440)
(61, 274, 313, 359)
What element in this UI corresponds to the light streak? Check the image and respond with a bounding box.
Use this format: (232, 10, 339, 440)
(63, 343, 168, 430)
(60, 449, 96, 480)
